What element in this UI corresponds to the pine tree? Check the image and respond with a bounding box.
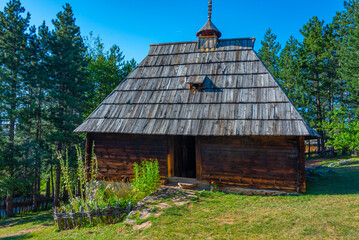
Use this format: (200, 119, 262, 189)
(340, 1, 359, 113)
(85, 34, 137, 114)
(47, 3, 90, 206)
(121, 59, 137, 79)
(299, 16, 336, 154)
(258, 28, 281, 78)
(0, 0, 30, 217)
(323, 0, 359, 155)
(278, 36, 305, 107)
(19, 22, 52, 211)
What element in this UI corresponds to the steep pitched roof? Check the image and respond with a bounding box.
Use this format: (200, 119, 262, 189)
(75, 38, 319, 138)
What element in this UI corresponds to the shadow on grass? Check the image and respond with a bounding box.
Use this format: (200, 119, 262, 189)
(306, 164, 359, 196)
(0, 211, 53, 228)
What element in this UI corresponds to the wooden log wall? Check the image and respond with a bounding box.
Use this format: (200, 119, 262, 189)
(88, 133, 168, 181)
(198, 136, 305, 193)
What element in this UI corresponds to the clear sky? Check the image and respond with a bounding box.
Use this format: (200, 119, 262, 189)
(0, 0, 345, 62)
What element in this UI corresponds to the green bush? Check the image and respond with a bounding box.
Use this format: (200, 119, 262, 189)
(57, 146, 160, 213)
(132, 159, 160, 201)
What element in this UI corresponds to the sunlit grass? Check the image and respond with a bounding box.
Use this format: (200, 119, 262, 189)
(1, 156, 358, 240)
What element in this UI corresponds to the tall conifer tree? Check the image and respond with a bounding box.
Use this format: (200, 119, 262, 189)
(258, 28, 281, 78)
(85, 34, 137, 113)
(0, 0, 30, 217)
(299, 16, 334, 153)
(48, 3, 90, 206)
(278, 36, 304, 107)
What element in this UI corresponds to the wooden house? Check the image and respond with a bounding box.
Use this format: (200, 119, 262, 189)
(75, 1, 319, 193)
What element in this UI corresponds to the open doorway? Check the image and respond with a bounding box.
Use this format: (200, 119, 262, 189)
(173, 136, 196, 178)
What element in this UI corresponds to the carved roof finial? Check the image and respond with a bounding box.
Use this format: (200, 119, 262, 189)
(196, 0, 221, 38)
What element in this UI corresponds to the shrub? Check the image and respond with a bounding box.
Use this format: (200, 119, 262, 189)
(132, 159, 160, 201)
(57, 146, 160, 214)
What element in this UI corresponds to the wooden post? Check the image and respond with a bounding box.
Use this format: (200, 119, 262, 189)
(196, 137, 203, 180)
(86, 203, 92, 225)
(79, 206, 84, 227)
(54, 207, 62, 230)
(167, 136, 175, 177)
(71, 209, 77, 228)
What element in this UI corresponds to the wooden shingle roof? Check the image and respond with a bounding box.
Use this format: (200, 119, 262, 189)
(75, 38, 319, 138)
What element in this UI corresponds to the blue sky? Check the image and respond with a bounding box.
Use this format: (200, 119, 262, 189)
(1, 0, 345, 62)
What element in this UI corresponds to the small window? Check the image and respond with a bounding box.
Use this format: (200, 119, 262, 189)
(186, 76, 206, 92)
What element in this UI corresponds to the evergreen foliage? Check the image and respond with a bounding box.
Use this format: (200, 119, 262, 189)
(0, 0, 136, 216)
(258, 28, 281, 78)
(0, 0, 30, 217)
(85, 34, 137, 113)
(322, 0, 359, 154)
(278, 36, 303, 107)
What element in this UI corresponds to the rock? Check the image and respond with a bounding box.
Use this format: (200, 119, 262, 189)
(171, 196, 187, 202)
(326, 169, 335, 173)
(338, 160, 348, 165)
(328, 163, 335, 167)
(156, 202, 172, 209)
(139, 207, 153, 220)
(124, 219, 136, 225)
(132, 200, 147, 211)
(153, 211, 163, 217)
(173, 201, 189, 206)
(178, 183, 198, 189)
(127, 210, 138, 218)
(133, 221, 152, 230)
(225, 187, 289, 196)
(187, 194, 197, 199)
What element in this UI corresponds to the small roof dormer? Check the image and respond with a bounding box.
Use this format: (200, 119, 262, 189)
(197, 0, 221, 50)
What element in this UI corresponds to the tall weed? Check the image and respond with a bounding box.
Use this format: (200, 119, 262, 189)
(132, 159, 160, 200)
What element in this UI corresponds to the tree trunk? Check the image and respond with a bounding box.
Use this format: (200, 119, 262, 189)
(32, 170, 38, 212)
(51, 164, 54, 198)
(46, 178, 50, 198)
(6, 192, 14, 217)
(62, 185, 68, 203)
(54, 165, 61, 206)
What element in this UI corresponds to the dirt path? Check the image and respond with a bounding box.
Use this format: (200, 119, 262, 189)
(0, 223, 53, 238)
(306, 158, 324, 168)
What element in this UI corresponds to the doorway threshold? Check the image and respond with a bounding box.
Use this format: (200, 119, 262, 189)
(167, 177, 209, 190)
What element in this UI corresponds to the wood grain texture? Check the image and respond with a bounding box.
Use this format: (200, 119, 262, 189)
(75, 37, 319, 138)
(298, 136, 306, 193)
(91, 133, 168, 181)
(198, 136, 301, 192)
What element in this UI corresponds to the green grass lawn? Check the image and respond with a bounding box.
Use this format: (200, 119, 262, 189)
(1, 156, 359, 240)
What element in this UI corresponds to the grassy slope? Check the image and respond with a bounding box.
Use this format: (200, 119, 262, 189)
(1, 156, 358, 240)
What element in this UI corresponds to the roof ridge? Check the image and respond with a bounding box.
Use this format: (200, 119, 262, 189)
(150, 37, 256, 46)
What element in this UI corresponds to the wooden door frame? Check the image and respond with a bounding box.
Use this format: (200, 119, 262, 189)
(167, 136, 175, 177)
(167, 135, 201, 179)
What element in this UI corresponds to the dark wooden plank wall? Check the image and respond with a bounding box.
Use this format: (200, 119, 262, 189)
(87, 133, 168, 181)
(198, 136, 305, 192)
(86, 133, 305, 192)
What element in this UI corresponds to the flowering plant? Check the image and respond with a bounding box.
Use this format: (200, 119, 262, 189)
(210, 180, 220, 190)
